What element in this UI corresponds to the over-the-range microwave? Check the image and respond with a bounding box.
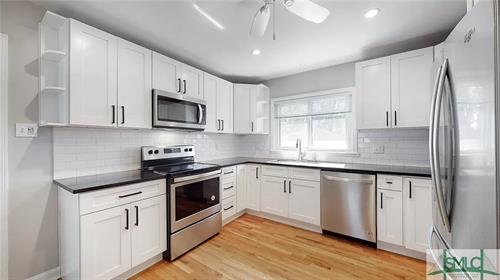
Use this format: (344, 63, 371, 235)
(152, 89, 206, 130)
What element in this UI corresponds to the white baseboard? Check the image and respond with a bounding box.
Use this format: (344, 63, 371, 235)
(239, 209, 322, 233)
(377, 241, 426, 260)
(25, 267, 61, 280)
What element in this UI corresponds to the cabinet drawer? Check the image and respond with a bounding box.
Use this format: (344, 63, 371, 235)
(222, 196, 237, 220)
(377, 174, 403, 191)
(222, 177, 236, 199)
(79, 179, 166, 215)
(261, 165, 288, 177)
(221, 166, 236, 178)
(289, 167, 320, 182)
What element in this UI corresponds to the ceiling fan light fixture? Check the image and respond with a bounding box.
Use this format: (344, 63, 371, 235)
(283, 0, 330, 24)
(364, 8, 380, 19)
(284, 0, 294, 7)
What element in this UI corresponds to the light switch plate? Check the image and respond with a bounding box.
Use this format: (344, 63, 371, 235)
(16, 123, 38, 137)
(373, 144, 384, 154)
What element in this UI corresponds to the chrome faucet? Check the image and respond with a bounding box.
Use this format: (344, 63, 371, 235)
(296, 138, 305, 161)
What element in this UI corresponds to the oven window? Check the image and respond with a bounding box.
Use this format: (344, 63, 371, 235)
(175, 177, 220, 221)
(158, 96, 202, 124)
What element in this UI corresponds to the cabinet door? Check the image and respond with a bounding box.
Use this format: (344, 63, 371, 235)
(131, 195, 166, 267)
(355, 57, 391, 129)
(117, 39, 152, 128)
(70, 19, 117, 127)
(254, 84, 270, 134)
(288, 179, 320, 225)
(260, 176, 288, 217)
(233, 84, 252, 134)
(403, 178, 432, 252)
(81, 204, 131, 279)
(180, 64, 203, 99)
(245, 164, 261, 211)
(236, 165, 247, 212)
(391, 47, 434, 128)
(203, 73, 218, 132)
(152, 52, 181, 94)
(377, 189, 403, 245)
(217, 79, 234, 133)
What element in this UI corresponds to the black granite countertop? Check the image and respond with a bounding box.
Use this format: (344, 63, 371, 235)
(54, 170, 166, 194)
(201, 157, 431, 177)
(54, 157, 430, 194)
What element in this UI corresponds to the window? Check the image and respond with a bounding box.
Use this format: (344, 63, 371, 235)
(272, 88, 355, 152)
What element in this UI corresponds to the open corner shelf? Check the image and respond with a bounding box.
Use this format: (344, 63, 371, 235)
(41, 50, 66, 62)
(41, 86, 66, 95)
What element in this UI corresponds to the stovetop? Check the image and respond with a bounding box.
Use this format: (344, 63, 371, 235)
(144, 162, 220, 178)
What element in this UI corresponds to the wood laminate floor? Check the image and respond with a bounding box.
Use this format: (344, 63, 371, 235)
(131, 214, 426, 280)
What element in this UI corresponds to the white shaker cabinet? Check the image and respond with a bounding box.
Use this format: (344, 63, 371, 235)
(245, 164, 261, 211)
(233, 84, 270, 134)
(403, 178, 432, 253)
(377, 188, 403, 246)
(69, 19, 118, 127)
(356, 46, 434, 129)
(288, 179, 320, 225)
(260, 176, 289, 217)
(179, 63, 204, 99)
(81, 204, 131, 279)
(203, 73, 233, 133)
(152, 52, 181, 94)
(391, 47, 434, 127)
(355, 57, 392, 129)
(117, 39, 152, 128)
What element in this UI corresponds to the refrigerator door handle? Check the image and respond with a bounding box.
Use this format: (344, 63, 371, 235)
(432, 59, 452, 232)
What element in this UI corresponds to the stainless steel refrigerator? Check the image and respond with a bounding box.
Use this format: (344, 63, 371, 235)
(428, 0, 499, 268)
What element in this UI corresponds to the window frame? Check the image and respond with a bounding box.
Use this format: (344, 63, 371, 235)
(271, 87, 358, 154)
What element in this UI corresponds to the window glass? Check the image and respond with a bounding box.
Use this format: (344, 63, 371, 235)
(311, 114, 351, 150)
(279, 117, 309, 148)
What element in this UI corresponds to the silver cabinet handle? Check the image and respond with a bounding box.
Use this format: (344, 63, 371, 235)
(223, 185, 234, 191)
(121, 106, 125, 124)
(183, 80, 187, 94)
(112, 105, 116, 124)
(224, 205, 234, 211)
(322, 175, 374, 184)
(380, 192, 383, 209)
(283, 180, 286, 193)
(251, 121, 254, 132)
(256, 167, 259, 179)
(394, 110, 397, 126)
(288, 180, 291, 193)
(386, 111, 389, 127)
(177, 78, 181, 93)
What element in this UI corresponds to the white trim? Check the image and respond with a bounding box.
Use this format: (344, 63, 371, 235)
(25, 267, 61, 280)
(0, 33, 8, 280)
(270, 87, 358, 154)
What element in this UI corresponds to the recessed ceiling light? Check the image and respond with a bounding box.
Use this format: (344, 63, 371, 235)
(193, 3, 225, 30)
(252, 49, 261, 55)
(365, 8, 380, 19)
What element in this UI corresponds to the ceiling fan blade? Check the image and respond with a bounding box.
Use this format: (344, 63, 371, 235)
(250, 4, 271, 36)
(284, 0, 330, 23)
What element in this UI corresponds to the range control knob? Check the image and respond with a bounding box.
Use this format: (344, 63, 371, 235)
(147, 150, 153, 155)
(154, 150, 159, 154)
(184, 148, 189, 152)
(189, 148, 193, 151)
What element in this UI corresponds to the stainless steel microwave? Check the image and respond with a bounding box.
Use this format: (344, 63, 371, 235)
(152, 89, 206, 130)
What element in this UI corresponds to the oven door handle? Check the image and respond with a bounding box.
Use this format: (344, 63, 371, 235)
(173, 170, 221, 184)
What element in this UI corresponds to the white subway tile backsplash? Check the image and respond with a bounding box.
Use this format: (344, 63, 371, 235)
(53, 127, 430, 179)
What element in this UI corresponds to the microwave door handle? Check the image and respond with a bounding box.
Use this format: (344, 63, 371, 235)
(197, 104, 203, 124)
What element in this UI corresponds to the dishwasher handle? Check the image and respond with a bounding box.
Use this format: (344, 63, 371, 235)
(322, 175, 374, 184)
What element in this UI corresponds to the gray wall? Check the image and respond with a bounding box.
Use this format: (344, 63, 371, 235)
(1, 1, 59, 279)
(264, 62, 355, 98)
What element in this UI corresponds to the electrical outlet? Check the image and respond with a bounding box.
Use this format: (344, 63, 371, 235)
(16, 123, 38, 137)
(373, 144, 384, 154)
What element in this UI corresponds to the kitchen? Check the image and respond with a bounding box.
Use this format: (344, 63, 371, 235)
(0, 0, 496, 279)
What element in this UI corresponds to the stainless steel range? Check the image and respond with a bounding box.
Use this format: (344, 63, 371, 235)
(141, 145, 221, 260)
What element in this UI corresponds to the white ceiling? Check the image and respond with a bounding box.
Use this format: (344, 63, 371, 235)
(33, 0, 466, 83)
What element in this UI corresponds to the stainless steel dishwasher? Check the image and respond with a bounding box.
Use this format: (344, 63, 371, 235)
(320, 171, 376, 242)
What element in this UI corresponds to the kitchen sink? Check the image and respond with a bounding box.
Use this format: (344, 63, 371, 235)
(266, 159, 346, 169)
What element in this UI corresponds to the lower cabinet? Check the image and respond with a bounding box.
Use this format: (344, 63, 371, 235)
(245, 164, 262, 211)
(260, 168, 320, 226)
(59, 179, 167, 280)
(376, 174, 432, 254)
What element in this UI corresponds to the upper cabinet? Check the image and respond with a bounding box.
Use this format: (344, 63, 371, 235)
(204, 73, 233, 133)
(356, 46, 434, 129)
(152, 52, 204, 99)
(69, 19, 118, 127)
(233, 84, 270, 134)
(117, 39, 152, 128)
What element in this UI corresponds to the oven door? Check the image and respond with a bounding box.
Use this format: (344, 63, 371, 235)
(170, 170, 221, 233)
(153, 89, 206, 130)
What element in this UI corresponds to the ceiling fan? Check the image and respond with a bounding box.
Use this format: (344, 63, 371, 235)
(250, 0, 330, 40)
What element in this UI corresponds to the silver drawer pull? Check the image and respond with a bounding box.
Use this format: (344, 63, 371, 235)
(224, 205, 234, 211)
(223, 186, 234, 191)
(118, 191, 142, 198)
